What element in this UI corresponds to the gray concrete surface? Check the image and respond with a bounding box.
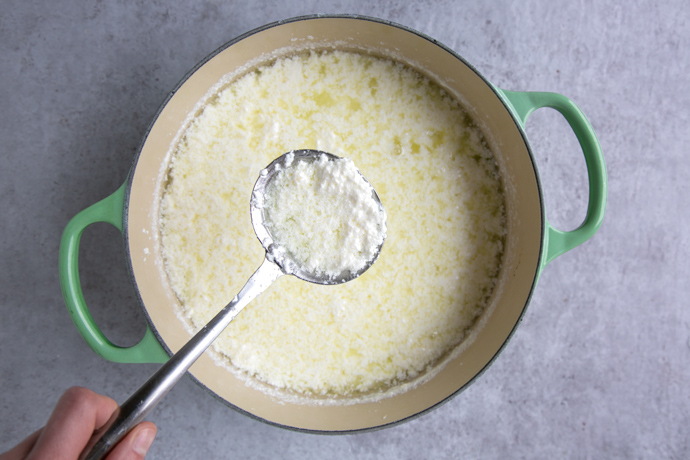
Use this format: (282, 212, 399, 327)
(1, 1, 688, 458)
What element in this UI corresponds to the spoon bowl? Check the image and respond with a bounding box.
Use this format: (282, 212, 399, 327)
(251, 149, 386, 285)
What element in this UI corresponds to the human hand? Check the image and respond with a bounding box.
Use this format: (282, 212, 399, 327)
(1, 387, 156, 460)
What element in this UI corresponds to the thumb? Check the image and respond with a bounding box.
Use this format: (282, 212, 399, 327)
(105, 422, 157, 460)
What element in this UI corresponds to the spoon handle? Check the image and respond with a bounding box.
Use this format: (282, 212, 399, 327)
(80, 257, 284, 460)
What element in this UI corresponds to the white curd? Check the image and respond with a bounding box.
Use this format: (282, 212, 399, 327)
(261, 152, 386, 279)
(160, 50, 506, 398)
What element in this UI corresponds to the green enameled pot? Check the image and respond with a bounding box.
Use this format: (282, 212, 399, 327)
(59, 15, 606, 433)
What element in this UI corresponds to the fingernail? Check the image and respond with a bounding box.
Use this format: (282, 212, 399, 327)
(133, 427, 156, 455)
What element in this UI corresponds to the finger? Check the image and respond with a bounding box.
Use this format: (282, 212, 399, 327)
(0, 428, 42, 460)
(105, 422, 157, 460)
(26, 387, 118, 460)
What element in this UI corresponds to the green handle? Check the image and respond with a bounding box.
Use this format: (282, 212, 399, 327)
(59, 182, 168, 363)
(498, 89, 607, 266)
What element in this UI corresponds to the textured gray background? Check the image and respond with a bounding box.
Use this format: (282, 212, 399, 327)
(1, 1, 688, 459)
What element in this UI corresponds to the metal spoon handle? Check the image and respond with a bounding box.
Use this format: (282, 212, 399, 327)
(80, 257, 284, 460)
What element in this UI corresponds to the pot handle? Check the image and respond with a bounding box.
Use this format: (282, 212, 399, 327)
(59, 182, 168, 363)
(498, 89, 607, 265)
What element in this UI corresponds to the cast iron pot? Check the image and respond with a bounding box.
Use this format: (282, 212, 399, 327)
(59, 15, 607, 433)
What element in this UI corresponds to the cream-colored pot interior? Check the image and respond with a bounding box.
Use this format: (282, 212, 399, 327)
(125, 16, 543, 432)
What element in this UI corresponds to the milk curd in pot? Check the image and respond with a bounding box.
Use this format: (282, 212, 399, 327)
(159, 50, 506, 400)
